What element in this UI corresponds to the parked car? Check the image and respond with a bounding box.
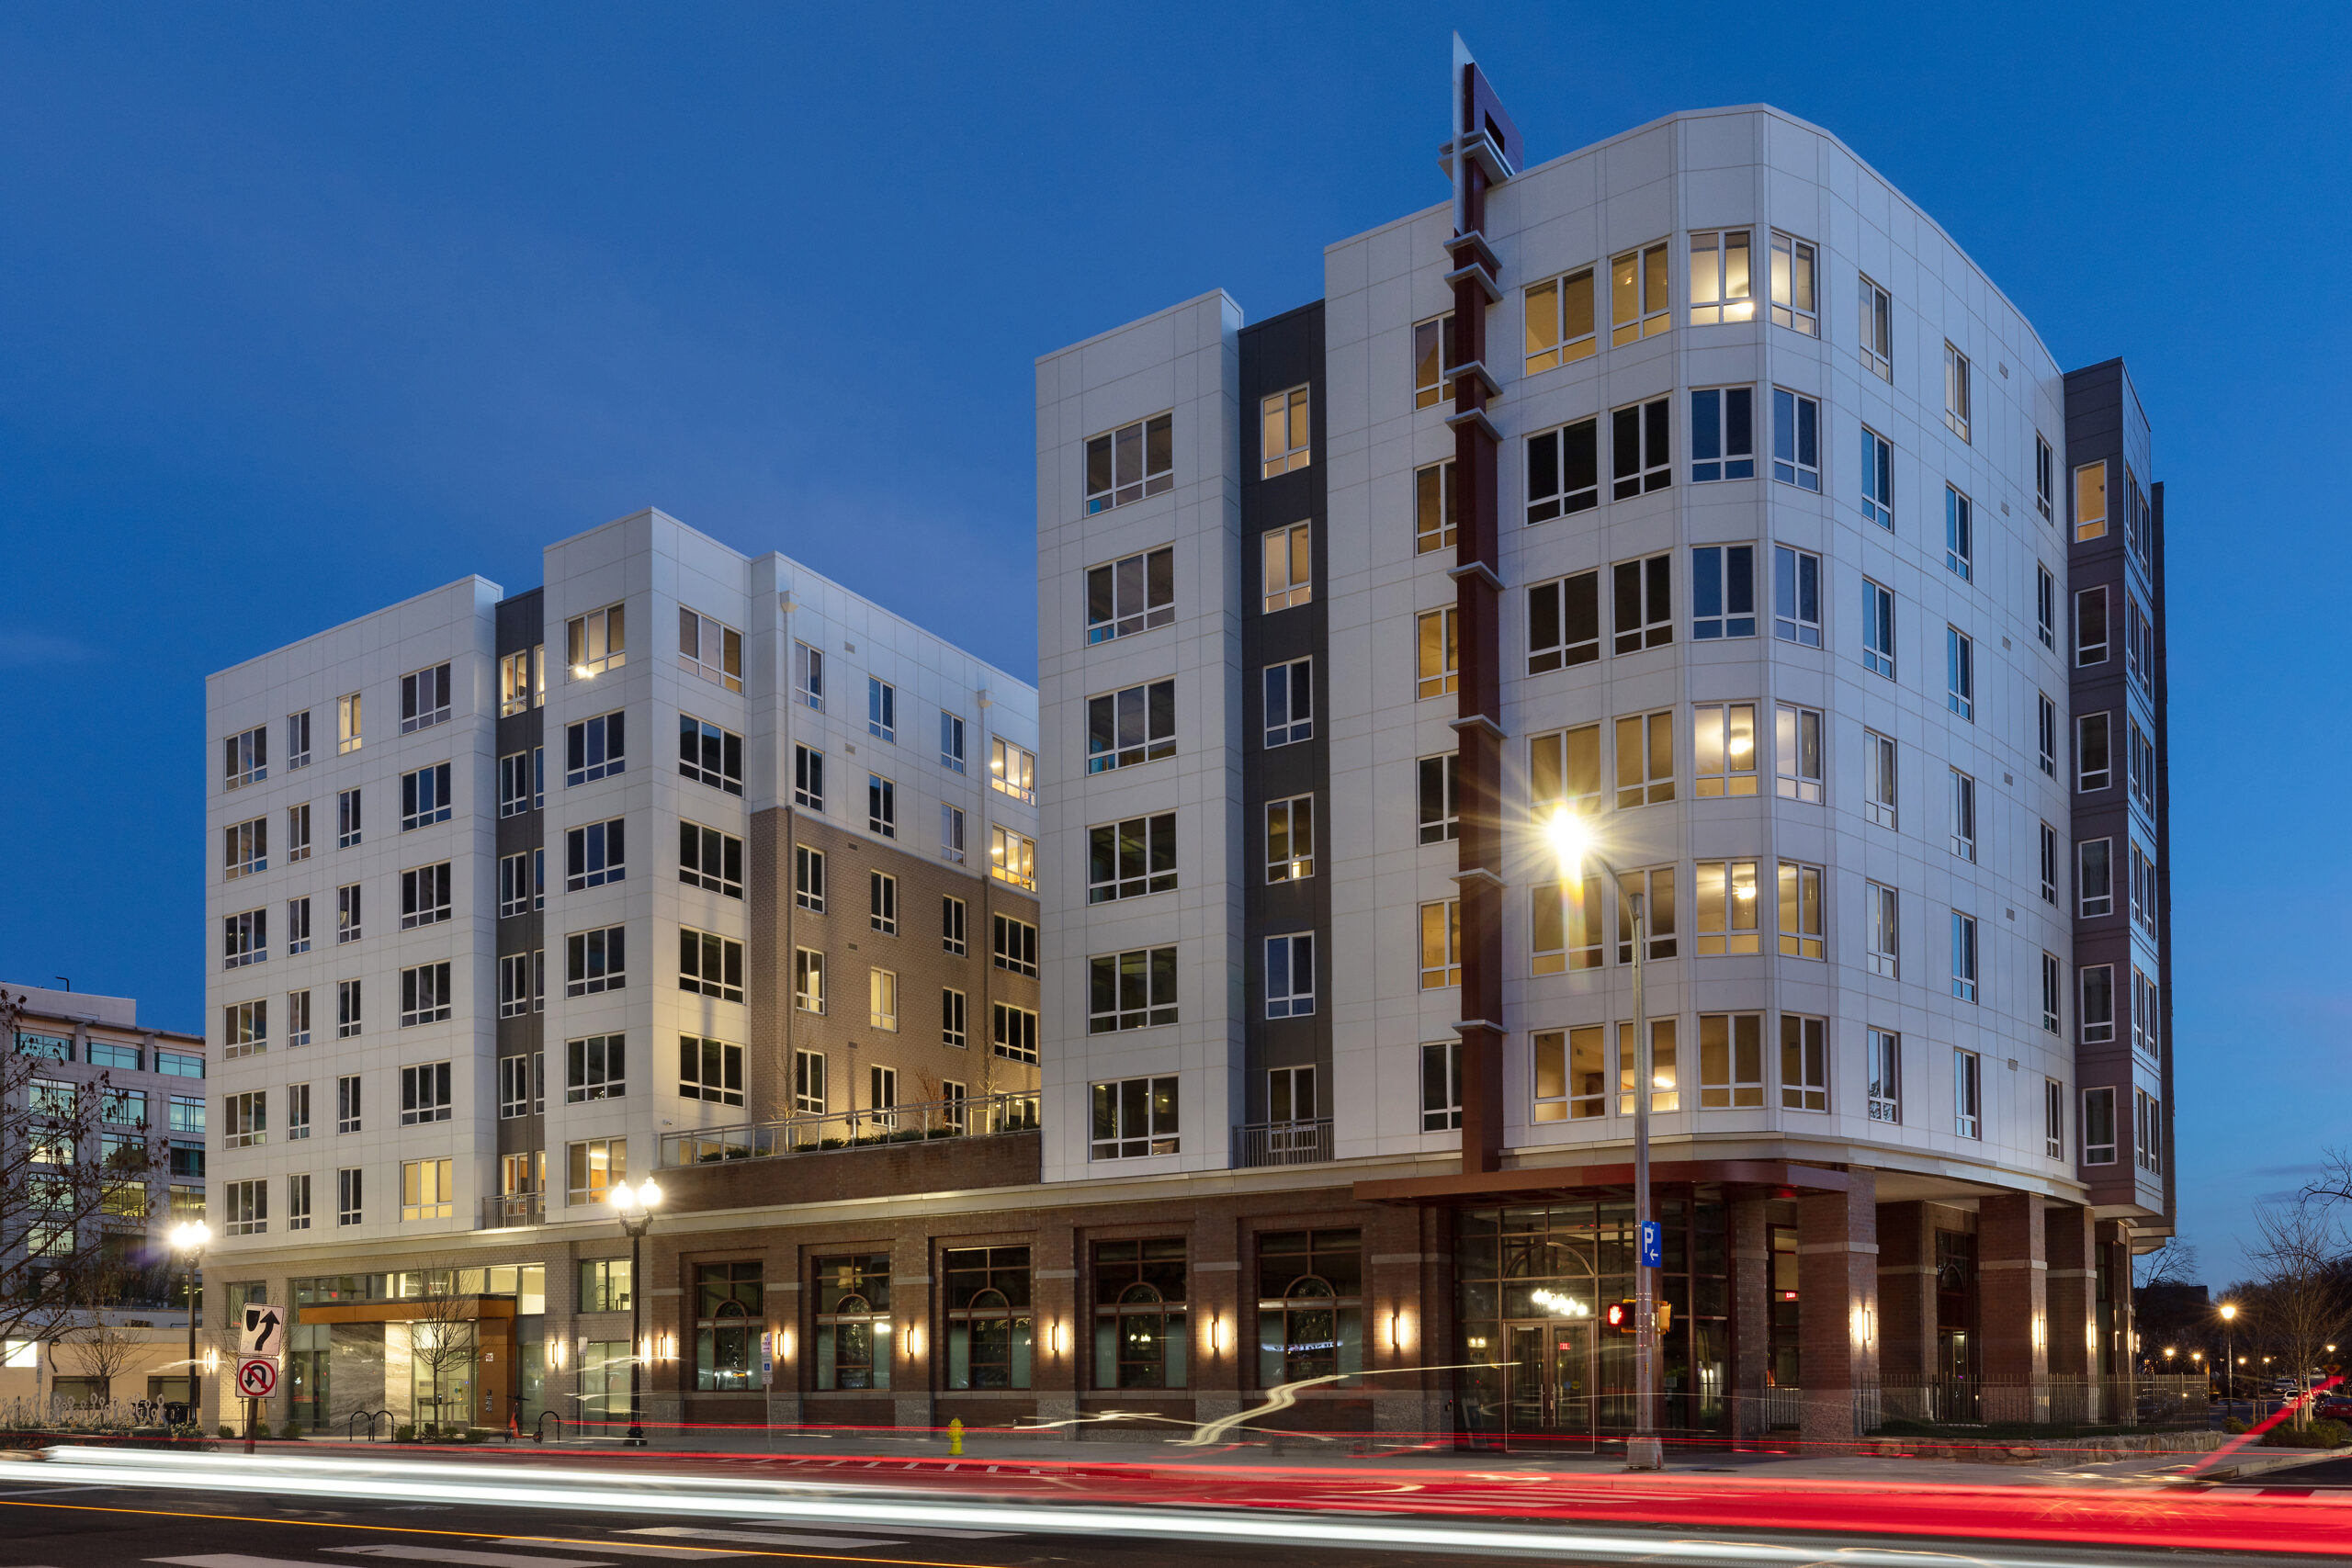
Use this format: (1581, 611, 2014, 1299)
(2312, 1393, 2352, 1422)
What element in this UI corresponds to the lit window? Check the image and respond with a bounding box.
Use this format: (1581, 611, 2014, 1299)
(500, 645, 544, 716)
(1532, 1027, 1606, 1121)
(1414, 459, 1457, 554)
(867, 968, 899, 1032)
(2074, 459, 2108, 542)
(1527, 725, 1601, 818)
(1522, 268, 1595, 374)
(1774, 704, 1823, 803)
(1265, 795, 1315, 882)
(989, 738, 1036, 803)
(1769, 233, 1816, 334)
(1687, 230, 1753, 325)
(1693, 861, 1761, 955)
(1777, 862, 1824, 959)
(1609, 241, 1669, 344)
(1418, 900, 1461, 989)
(990, 826, 1036, 891)
(1614, 868, 1677, 964)
(1262, 522, 1312, 612)
(1410, 315, 1456, 409)
(336, 692, 362, 754)
(1530, 877, 1602, 976)
(567, 602, 626, 677)
(1613, 711, 1674, 808)
(1261, 385, 1310, 478)
(1415, 607, 1458, 699)
(1616, 1019, 1678, 1113)
(1691, 704, 1758, 797)
(1696, 1013, 1764, 1109)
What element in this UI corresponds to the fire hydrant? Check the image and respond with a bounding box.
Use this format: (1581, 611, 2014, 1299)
(948, 1416, 963, 1456)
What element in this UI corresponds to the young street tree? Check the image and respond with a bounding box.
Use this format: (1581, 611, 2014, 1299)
(62, 1314, 140, 1407)
(410, 1280, 478, 1434)
(2246, 1201, 2350, 1427)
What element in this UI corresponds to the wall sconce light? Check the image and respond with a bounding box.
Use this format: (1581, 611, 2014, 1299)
(204, 1348, 219, 1371)
(1207, 1317, 1226, 1356)
(2032, 1314, 2048, 1351)
(639, 1335, 653, 1365)
(548, 1338, 567, 1370)
(1386, 1312, 1408, 1352)
(904, 1325, 922, 1359)
(1050, 1321, 1067, 1357)
(775, 1327, 794, 1361)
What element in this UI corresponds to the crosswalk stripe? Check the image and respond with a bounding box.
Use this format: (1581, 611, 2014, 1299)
(325, 1546, 615, 1567)
(718, 1524, 1009, 1540)
(497, 1547, 740, 1562)
(619, 1529, 901, 1551)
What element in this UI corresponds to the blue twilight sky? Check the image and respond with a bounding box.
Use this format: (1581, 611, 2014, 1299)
(1, 2, 2343, 1276)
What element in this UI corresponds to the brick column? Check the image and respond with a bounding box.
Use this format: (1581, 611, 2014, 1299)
(893, 1232, 933, 1432)
(1369, 1204, 1448, 1437)
(1873, 1201, 1936, 1396)
(1034, 1224, 1079, 1429)
(2045, 1204, 2098, 1379)
(647, 1232, 684, 1430)
(1978, 1193, 2048, 1423)
(766, 1240, 803, 1430)
(1797, 1171, 1878, 1446)
(1193, 1218, 1243, 1430)
(1728, 1197, 1770, 1438)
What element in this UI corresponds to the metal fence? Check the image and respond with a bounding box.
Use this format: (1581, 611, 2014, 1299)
(1746, 1375, 2205, 1437)
(1233, 1118, 1332, 1168)
(481, 1192, 546, 1229)
(661, 1091, 1041, 1167)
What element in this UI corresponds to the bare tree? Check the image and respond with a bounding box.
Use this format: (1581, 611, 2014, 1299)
(410, 1283, 477, 1435)
(2135, 1236, 2201, 1291)
(2246, 1202, 2351, 1427)
(63, 1317, 139, 1406)
(0, 993, 157, 1348)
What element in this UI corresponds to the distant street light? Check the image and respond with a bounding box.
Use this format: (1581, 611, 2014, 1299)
(2220, 1303, 2239, 1404)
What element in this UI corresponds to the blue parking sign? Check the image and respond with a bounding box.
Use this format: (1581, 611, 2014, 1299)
(1639, 1220, 1662, 1269)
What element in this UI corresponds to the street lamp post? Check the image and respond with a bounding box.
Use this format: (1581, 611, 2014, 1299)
(2220, 1303, 2238, 1409)
(608, 1179, 662, 1446)
(169, 1221, 210, 1434)
(1548, 811, 1663, 1472)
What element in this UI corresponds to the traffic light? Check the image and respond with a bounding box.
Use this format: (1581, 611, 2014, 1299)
(1603, 1300, 1673, 1334)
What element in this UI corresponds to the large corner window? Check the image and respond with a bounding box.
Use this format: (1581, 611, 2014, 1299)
(1086, 414, 1173, 513)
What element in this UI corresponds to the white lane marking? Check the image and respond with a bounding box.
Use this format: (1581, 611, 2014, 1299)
(622, 1529, 901, 1551)
(326, 1547, 615, 1567)
(152, 1557, 343, 1568)
(720, 1523, 1009, 1540)
(499, 1547, 740, 1562)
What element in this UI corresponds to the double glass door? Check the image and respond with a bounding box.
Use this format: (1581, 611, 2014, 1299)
(1504, 1321, 1598, 1449)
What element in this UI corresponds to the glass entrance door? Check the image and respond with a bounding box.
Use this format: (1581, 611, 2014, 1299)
(1503, 1321, 1597, 1451)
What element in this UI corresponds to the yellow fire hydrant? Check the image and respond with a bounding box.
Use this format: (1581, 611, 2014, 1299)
(948, 1417, 964, 1456)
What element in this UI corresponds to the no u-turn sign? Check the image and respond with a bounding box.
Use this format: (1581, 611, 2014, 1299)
(235, 1357, 278, 1399)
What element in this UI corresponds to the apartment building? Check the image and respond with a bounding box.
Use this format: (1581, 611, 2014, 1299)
(200, 509, 1039, 1431)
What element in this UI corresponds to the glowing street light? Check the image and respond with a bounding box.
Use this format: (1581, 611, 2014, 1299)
(608, 1179, 662, 1445)
(2220, 1303, 2239, 1405)
(169, 1221, 210, 1432)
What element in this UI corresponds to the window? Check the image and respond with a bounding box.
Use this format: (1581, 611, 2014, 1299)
(566, 926, 626, 996)
(1858, 423, 1894, 529)
(1418, 899, 1461, 988)
(286, 987, 311, 1045)
(809, 1253, 894, 1392)
(566, 1138, 625, 1205)
(942, 802, 966, 863)
(1420, 1040, 1462, 1131)
(1610, 241, 1669, 344)
(1772, 545, 1821, 647)
(940, 988, 967, 1050)
(939, 711, 967, 773)
(993, 914, 1038, 976)
(790, 1049, 827, 1115)
(336, 1168, 362, 1226)
(2137, 1089, 2162, 1172)
(1086, 413, 1173, 513)
(1525, 418, 1600, 521)
(793, 948, 825, 1013)
(400, 663, 451, 733)
(1238, 671, 1307, 770)
(564, 603, 628, 678)
(674, 608, 742, 693)
(497, 1054, 540, 1119)
(1261, 385, 1310, 477)
(400, 762, 453, 830)
(2130, 719, 2156, 815)
(1687, 229, 1753, 325)
(1939, 485, 1975, 581)
(498, 645, 544, 716)
(222, 908, 267, 968)
(336, 692, 363, 755)
(1091, 1078, 1180, 1159)
(1773, 860, 1825, 961)
(1254, 1228, 1363, 1387)
(394, 1157, 453, 1224)
(680, 928, 745, 1004)
(287, 803, 311, 863)
(989, 1002, 1039, 1065)
(335, 979, 361, 1040)
(1088, 947, 1178, 1032)
(567, 1033, 625, 1102)
(1616, 1019, 1678, 1113)
(2074, 459, 2108, 542)
(1262, 522, 1311, 611)
(1690, 546, 1756, 638)
(2041, 951, 2064, 1036)
(2035, 693, 2058, 778)
(1692, 704, 1758, 796)
(169, 1094, 205, 1135)
(1694, 861, 1760, 955)
(865, 676, 896, 742)
(1531, 874, 1602, 974)
(2083, 1085, 2117, 1164)
(2127, 596, 2155, 694)
(220, 1179, 266, 1237)
(1414, 458, 1457, 554)
(1523, 266, 1596, 372)
(2041, 822, 2060, 905)
(1855, 273, 1894, 378)
(1954, 1050, 1983, 1139)
(497, 851, 540, 918)
(285, 708, 312, 770)
(942, 894, 966, 955)
(2077, 712, 2112, 792)
(2132, 842, 2160, 936)
(1781, 1015, 1828, 1111)
(690, 1260, 762, 1393)
(1417, 754, 1459, 844)
(678, 1035, 742, 1106)
(1772, 389, 1820, 489)
(1942, 342, 1971, 442)
(393, 863, 457, 941)
(672, 820, 744, 898)
(223, 725, 267, 790)
(1611, 398, 1670, 498)
(331, 1073, 361, 1136)
(1950, 912, 1979, 1003)
(1086, 545, 1176, 644)
(793, 742, 824, 811)
(1410, 312, 1456, 408)
(1949, 770, 1977, 862)
(1527, 570, 1600, 671)
(1532, 1027, 1605, 1122)
(1415, 607, 1458, 698)
(2076, 836, 2116, 919)
(1614, 710, 1674, 807)
(1770, 232, 1816, 333)
(1613, 554, 1671, 653)
(1080, 814, 1176, 906)
(990, 825, 1036, 889)
(1688, 387, 1755, 481)
(1263, 933, 1316, 1019)
(2074, 583, 2109, 667)
(337, 787, 362, 847)
(680, 716, 745, 795)
(1775, 704, 1823, 803)
(225, 817, 267, 879)
(1088, 679, 1176, 771)
(400, 1061, 452, 1125)
(497, 951, 543, 1019)
(1946, 627, 1974, 720)
(223, 999, 267, 1059)
(1866, 880, 1902, 979)
(1528, 724, 1602, 818)
(2128, 470, 2154, 571)
(944, 1246, 1033, 1391)
(498, 750, 531, 817)
(328, 884, 358, 946)
(1866, 1029, 1901, 1122)
(573, 1258, 635, 1314)
(867, 773, 897, 836)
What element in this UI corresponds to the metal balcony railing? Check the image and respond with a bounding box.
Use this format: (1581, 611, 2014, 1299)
(661, 1091, 1041, 1168)
(481, 1192, 546, 1229)
(1233, 1117, 1332, 1168)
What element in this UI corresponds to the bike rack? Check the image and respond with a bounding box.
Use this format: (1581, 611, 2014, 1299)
(533, 1410, 562, 1444)
(347, 1409, 392, 1442)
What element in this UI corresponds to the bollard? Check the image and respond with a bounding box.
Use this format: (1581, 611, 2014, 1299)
(948, 1416, 963, 1457)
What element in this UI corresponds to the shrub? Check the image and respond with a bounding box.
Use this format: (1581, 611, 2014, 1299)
(217, 1424, 233, 1438)
(2264, 1418, 2351, 1450)
(395, 1424, 416, 1443)
(250, 1421, 271, 1439)
(2224, 1417, 2249, 1435)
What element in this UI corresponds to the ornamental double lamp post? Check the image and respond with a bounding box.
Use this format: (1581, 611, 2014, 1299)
(169, 1220, 210, 1432)
(1547, 809, 1664, 1472)
(607, 1179, 662, 1446)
